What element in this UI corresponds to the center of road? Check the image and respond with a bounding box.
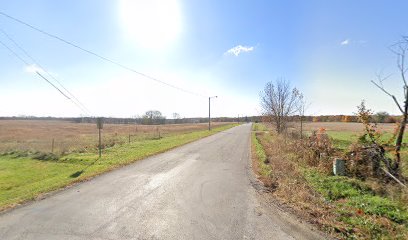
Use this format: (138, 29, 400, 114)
(0, 124, 326, 240)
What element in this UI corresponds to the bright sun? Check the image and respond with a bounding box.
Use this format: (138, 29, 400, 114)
(119, 0, 182, 50)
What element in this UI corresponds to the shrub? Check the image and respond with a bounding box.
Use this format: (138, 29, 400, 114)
(384, 116, 397, 123)
(32, 152, 60, 161)
(307, 128, 333, 162)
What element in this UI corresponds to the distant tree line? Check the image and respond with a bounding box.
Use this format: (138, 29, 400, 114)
(0, 111, 253, 125)
(304, 112, 398, 123)
(256, 113, 397, 123)
(0, 112, 398, 125)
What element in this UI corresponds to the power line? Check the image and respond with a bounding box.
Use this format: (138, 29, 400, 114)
(0, 37, 29, 65)
(0, 27, 91, 115)
(0, 11, 207, 98)
(0, 38, 90, 114)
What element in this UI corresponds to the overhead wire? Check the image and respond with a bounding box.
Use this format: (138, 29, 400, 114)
(0, 11, 207, 98)
(0, 38, 90, 115)
(0, 27, 91, 115)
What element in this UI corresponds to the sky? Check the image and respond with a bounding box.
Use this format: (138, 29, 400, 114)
(1, 0, 408, 118)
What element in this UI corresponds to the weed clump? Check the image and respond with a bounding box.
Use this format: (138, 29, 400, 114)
(32, 152, 60, 161)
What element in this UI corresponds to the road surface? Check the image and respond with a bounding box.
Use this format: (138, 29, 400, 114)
(0, 124, 326, 240)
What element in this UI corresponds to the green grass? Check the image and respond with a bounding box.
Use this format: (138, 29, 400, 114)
(251, 125, 271, 177)
(0, 124, 237, 210)
(304, 170, 372, 200)
(304, 169, 408, 239)
(303, 130, 359, 150)
(324, 129, 408, 177)
(252, 123, 408, 239)
(326, 131, 359, 150)
(252, 122, 268, 131)
(325, 130, 408, 150)
(306, 128, 408, 238)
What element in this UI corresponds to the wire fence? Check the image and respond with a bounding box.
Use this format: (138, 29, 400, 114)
(0, 120, 230, 155)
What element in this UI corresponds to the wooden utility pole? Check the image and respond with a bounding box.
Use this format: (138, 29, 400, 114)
(208, 97, 211, 131)
(97, 117, 104, 158)
(208, 96, 217, 130)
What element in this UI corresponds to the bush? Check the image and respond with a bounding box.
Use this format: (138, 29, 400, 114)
(32, 152, 60, 161)
(304, 128, 334, 171)
(384, 116, 397, 123)
(345, 143, 388, 179)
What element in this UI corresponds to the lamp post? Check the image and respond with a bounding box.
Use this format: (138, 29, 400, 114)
(208, 96, 217, 131)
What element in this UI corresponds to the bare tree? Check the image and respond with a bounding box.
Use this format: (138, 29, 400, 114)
(172, 112, 181, 124)
(371, 38, 408, 172)
(260, 79, 302, 134)
(298, 95, 308, 138)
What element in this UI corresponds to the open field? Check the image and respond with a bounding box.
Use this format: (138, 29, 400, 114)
(301, 121, 399, 133)
(291, 121, 408, 150)
(0, 121, 237, 211)
(298, 122, 408, 174)
(0, 120, 230, 154)
(252, 122, 408, 239)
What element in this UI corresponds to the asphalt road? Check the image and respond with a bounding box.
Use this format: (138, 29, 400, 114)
(0, 123, 326, 240)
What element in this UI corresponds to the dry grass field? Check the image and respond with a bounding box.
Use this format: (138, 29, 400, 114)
(0, 121, 237, 210)
(0, 120, 230, 154)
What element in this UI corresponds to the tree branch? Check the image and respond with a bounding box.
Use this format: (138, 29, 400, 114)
(371, 80, 404, 113)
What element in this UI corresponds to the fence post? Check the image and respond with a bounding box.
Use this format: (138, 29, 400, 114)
(98, 128, 101, 158)
(128, 134, 131, 143)
(51, 138, 55, 153)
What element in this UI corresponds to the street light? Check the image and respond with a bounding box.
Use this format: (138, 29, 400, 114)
(208, 96, 217, 130)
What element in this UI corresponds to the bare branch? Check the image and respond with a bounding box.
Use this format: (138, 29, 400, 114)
(371, 80, 404, 114)
(398, 47, 408, 87)
(260, 79, 302, 134)
(381, 168, 407, 188)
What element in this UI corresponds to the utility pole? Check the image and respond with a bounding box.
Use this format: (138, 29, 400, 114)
(208, 96, 218, 131)
(96, 117, 104, 158)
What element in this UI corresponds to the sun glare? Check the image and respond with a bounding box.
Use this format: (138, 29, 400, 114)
(119, 0, 182, 50)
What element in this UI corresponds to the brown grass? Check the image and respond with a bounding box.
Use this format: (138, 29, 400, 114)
(252, 123, 408, 239)
(253, 131, 342, 234)
(0, 120, 230, 153)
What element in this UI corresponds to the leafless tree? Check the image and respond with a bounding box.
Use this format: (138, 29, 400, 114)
(298, 95, 309, 138)
(260, 79, 302, 134)
(172, 112, 181, 124)
(371, 38, 408, 172)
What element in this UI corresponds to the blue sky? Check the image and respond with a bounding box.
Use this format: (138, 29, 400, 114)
(1, 0, 408, 118)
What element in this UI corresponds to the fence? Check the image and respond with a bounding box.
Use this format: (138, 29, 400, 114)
(0, 120, 229, 155)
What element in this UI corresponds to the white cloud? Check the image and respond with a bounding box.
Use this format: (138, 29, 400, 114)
(225, 45, 254, 56)
(25, 64, 45, 74)
(340, 39, 350, 45)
